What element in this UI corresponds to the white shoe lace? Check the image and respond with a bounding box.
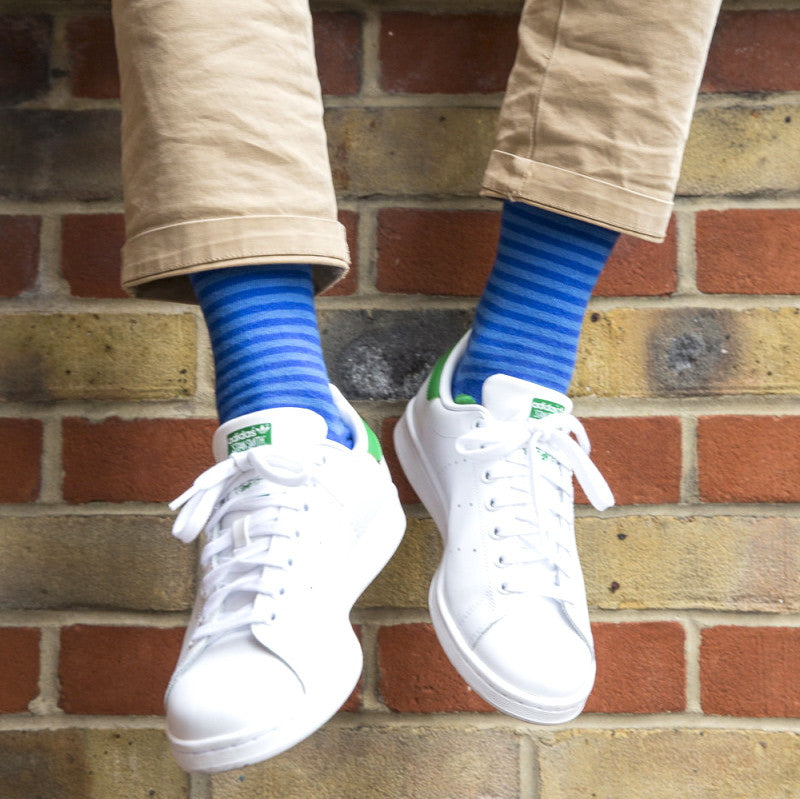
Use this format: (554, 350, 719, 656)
(455, 412, 613, 602)
(169, 448, 314, 642)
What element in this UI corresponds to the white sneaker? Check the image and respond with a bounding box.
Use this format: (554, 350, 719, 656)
(394, 332, 613, 724)
(166, 388, 405, 772)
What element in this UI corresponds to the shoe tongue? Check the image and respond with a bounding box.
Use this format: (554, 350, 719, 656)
(212, 408, 328, 462)
(481, 375, 572, 421)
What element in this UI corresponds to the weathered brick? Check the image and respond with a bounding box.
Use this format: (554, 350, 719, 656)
(573, 307, 800, 398)
(62, 417, 215, 503)
(586, 622, 685, 714)
(0, 627, 39, 712)
(0, 15, 51, 103)
(0, 515, 195, 611)
(702, 10, 800, 93)
(698, 415, 800, 503)
(696, 209, 800, 295)
(380, 13, 517, 94)
(0, 313, 196, 402)
(378, 623, 493, 713)
(0, 109, 120, 201)
(0, 215, 40, 297)
(322, 209, 358, 297)
(701, 626, 800, 718)
(60, 625, 183, 715)
(679, 106, 800, 197)
(538, 730, 800, 799)
(210, 726, 520, 799)
(359, 517, 440, 609)
(61, 213, 126, 298)
(313, 11, 361, 96)
(380, 417, 419, 505)
(320, 308, 471, 400)
(594, 217, 677, 297)
(326, 107, 497, 198)
(0, 729, 188, 797)
(376, 208, 497, 295)
(579, 515, 800, 612)
(66, 16, 118, 99)
(578, 417, 682, 506)
(0, 418, 42, 503)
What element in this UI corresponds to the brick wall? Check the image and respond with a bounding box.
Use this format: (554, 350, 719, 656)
(1, 1, 799, 797)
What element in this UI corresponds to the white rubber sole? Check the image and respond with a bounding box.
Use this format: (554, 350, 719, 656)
(394, 404, 591, 725)
(168, 481, 406, 773)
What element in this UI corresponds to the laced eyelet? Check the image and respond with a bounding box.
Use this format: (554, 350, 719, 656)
(489, 526, 501, 540)
(481, 470, 492, 483)
(496, 555, 506, 567)
(485, 498, 497, 511)
(499, 582, 510, 594)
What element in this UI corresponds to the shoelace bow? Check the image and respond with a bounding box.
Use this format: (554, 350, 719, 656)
(169, 448, 313, 641)
(455, 412, 613, 601)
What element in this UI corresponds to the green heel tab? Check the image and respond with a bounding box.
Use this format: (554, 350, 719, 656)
(426, 348, 453, 401)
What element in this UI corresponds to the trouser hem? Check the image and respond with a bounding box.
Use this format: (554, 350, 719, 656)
(481, 150, 673, 243)
(121, 214, 349, 302)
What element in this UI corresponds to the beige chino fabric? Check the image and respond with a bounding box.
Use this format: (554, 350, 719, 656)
(482, 0, 722, 241)
(113, 0, 721, 302)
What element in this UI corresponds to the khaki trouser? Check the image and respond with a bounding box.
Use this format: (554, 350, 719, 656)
(113, 0, 722, 302)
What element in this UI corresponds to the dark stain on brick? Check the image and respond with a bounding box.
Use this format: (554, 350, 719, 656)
(0, 15, 52, 104)
(0, 109, 121, 202)
(647, 309, 736, 395)
(319, 308, 472, 400)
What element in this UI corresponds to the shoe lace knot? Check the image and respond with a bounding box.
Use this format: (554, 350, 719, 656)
(169, 447, 314, 641)
(455, 412, 613, 600)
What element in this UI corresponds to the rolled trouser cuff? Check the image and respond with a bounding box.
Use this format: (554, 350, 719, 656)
(121, 214, 349, 301)
(481, 150, 673, 243)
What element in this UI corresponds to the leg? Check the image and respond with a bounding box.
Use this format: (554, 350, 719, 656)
(397, 0, 721, 723)
(113, 0, 404, 771)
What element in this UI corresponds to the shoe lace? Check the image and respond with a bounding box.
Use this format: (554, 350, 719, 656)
(169, 448, 313, 642)
(455, 412, 613, 602)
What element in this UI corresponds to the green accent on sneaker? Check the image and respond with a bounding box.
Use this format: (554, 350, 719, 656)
(364, 421, 383, 463)
(454, 393, 477, 405)
(530, 397, 565, 420)
(426, 349, 452, 401)
(227, 422, 272, 455)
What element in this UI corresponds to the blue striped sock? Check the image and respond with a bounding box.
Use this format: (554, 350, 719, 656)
(452, 202, 619, 400)
(190, 265, 353, 448)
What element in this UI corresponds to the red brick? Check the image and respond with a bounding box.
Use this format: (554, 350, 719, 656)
(380, 417, 419, 505)
(376, 208, 498, 295)
(313, 11, 361, 96)
(0, 628, 39, 712)
(0, 419, 42, 503)
(696, 210, 800, 295)
(577, 417, 682, 506)
(0, 216, 40, 297)
(702, 10, 800, 93)
(380, 13, 517, 94)
(585, 622, 685, 714)
(697, 416, 800, 503)
(0, 15, 51, 102)
(701, 626, 800, 717)
(59, 625, 183, 715)
(61, 214, 126, 298)
(323, 210, 358, 297)
(378, 623, 493, 713)
(62, 417, 216, 504)
(66, 16, 118, 99)
(594, 217, 677, 297)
